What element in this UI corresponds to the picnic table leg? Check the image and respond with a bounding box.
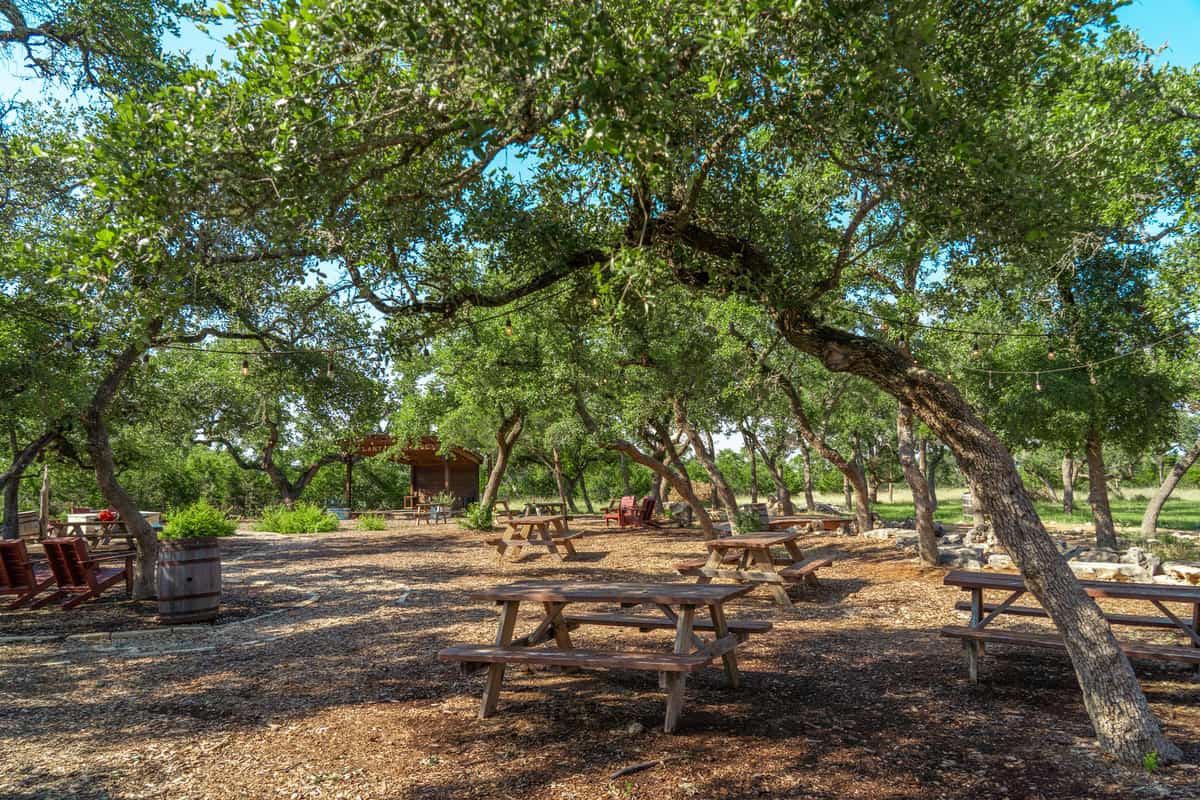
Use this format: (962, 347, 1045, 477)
(481, 601, 520, 718)
(663, 605, 695, 733)
(697, 548, 723, 585)
(751, 547, 792, 608)
(1192, 603, 1199, 677)
(966, 588, 982, 683)
(708, 603, 741, 689)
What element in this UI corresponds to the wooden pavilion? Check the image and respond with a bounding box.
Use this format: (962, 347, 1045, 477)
(352, 435, 482, 509)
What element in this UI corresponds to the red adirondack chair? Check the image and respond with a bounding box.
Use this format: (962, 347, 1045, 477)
(604, 495, 641, 528)
(32, 538, 133, 610)
(639, 496, 662, 528)
(0, 540, 55, 610)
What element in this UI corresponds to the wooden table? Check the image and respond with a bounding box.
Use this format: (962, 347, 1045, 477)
(414, 503, 450, 525)
(486, 515, 579, 561)
(766, 515, 854, 534)
(522, 500, 568, 517)
(438, 581, 765, 732)
(942, 569, 1200, 682)
(676, 531, 832, 608)
(48, 519, 137, 549)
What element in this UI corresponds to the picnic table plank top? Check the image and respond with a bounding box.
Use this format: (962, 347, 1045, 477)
(469, 581, 755, 605)
(506, 515, 567, 525)
(944, 569, 1200, 604)
(704, 531, 800, 548)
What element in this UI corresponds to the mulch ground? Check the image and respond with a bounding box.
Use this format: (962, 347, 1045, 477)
(2, 518, 1198, 800)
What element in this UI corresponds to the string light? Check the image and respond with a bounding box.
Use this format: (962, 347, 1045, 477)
(241, 359, 250, 377)
(1035, 372, 1042, 392)
(325, 354, 334, 378)
(1088, 363, 1097, 385)
(1047, 347, 1055, 361)
(505, 317, 513, 337)
(988, 371, 993, 389)
(972, 341, 981, 358)
(591, 294, 599, 308)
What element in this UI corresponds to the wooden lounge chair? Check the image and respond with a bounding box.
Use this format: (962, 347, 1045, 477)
(32, 537, 133, 610)
(604, 495, 640, 528)
(0, 540, 55, 610)
(639, 496, 662, 528)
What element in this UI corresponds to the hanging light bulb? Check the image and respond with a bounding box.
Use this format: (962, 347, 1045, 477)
(241, 359, 250, 377)
(988, 371, 994, 389)
(504, 317, 513, 337)
(1047, 347, 1055, 361)
(1035, 372, 1042, 392)
(326, 356, 334, 378)
(1088, 363, 1097, 385)
(972, 341, 981, 359)
(591, 293, 599, 308)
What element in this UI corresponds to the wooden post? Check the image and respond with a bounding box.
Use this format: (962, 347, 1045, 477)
(481, 601, 519, 718)
(664, 605, 695, 733)
(708, 602, 740, 689)
(1192, 602, 1199, 675)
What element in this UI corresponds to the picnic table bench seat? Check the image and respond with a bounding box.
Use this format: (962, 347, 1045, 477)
(779, 556, 834, 582)
(561, 611, 770, 640)
(440, 644, 712, 673)
(940, 625, 1200, 666)
(953, 601, 1188, 630)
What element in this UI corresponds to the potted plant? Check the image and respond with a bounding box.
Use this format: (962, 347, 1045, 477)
(157, 500, 237, 624)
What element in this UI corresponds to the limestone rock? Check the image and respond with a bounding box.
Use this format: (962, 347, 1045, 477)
(938, 546, 985, 569)
(1163, 562, 1200, 585)
(987, 553, 1014, 570)
(1068, 561, 1150, 582)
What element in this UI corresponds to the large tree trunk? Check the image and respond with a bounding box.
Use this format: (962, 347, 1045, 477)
(620, 452, 632, 495)
(747, 433, 758, 503)
(551, 447, 572, 512)
(923, 440, 944, 512)
(480, 411, 524, 511)
(742, 425, 795, 515)
(800, 443, 816, 511)
(1085, 428, 1119, 551)
(1, 428, 59, 540)
(81, 324, 159, 599)
(1140, 436, 1200, 537)
(1062, 452, 1076, 514)
(897, 403, 938, 566)
(777, 379, 871, 534)
(675, 402, 739, 522)
(774, 312, 1180, 765)
(576, 466, 594, 513)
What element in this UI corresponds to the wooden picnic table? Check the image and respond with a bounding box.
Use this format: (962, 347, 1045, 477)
(522, 500, 569, 517)
(47, 519, 138, 549)
(766, 515, 854, 534)
(942, 569, 1200, 682)
(414, 503, 451, 525)
(485, 515, 580, 561)
(675, 530, 832, 608)
(438, 580, 768, 732)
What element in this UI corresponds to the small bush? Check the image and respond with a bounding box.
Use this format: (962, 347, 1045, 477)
(255, 502, 340, 534)
(357, 513, 387, 531)
(161, 500, 237, 540)
(430, 490, 456, 507)
(461, 503, 494, 531)
(732, 508, 763, 534)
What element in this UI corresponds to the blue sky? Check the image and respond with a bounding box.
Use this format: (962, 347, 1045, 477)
(2, 1, 1199, 99)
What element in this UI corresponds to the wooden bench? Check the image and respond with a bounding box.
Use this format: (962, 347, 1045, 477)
(440, 645, 711, 673)
(562, 612, 771, 641)
(953, 601, 1188, 630)
(779, 557, 834, 583)
(941, 626, 1200, 666)
(485, 530, 582, 559)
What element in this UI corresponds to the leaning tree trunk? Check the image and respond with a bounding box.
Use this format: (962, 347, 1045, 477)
(480, 412, 524, 511)
(551, 447, 573, 512)
(674, 400, 740, 522)
(1062, 452, 1076, 514)
(2, 473, 19, 541)
(1140, 435, 1200, 537)
(777, 379, 871, 533)
(1085, 428, 1119, 551)
(760, 450, 795, 514)
(608, 440, 715, 536)
(1, 427, 59, 540)
(747, 436, 758, 503)
(800, 443, 816, 511)
(774, 311, 1180, 765)
(897, 403, 938, 566)
(576, 466, 595, 513)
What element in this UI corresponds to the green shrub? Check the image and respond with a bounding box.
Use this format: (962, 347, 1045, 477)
(430, 490, 456, 507)
(461, 503, 494, 531)
(357, 513, 387, 531)
(732, 508, 763, 534)
(255, 502, 340, 534)
(161, 500, 237, 540)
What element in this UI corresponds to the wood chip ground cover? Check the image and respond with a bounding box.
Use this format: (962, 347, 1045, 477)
(1, 519, 1197, 799)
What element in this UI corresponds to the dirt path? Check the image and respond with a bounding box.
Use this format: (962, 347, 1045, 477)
(2, 521, 1198, 799)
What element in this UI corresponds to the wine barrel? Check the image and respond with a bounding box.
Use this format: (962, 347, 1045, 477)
(157, 538, 222, 624)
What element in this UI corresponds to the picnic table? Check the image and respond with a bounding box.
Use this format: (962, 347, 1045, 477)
(675, 530, 832, 608)
(522, 500, 568, 517)
(942, 569, 1200, 682)
(438, 581, 770, 732)
(766, 514, 854, 534)
(484, 515, 580, 561)
(414, 503, 451, 525)
(48, 519, 138, 549)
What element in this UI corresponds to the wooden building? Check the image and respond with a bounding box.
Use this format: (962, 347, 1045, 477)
(353, 435, 482, 508)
